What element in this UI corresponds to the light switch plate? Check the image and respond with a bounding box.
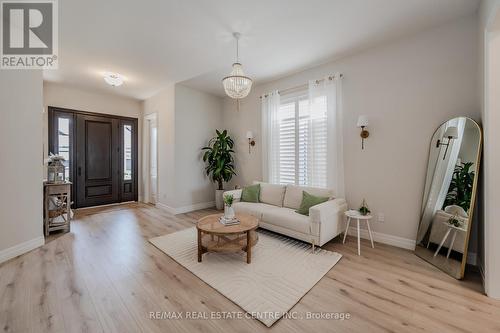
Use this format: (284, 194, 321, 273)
(378, 213, 385, 222)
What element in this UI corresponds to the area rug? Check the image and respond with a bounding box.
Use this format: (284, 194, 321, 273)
(149, 228, 342, 327)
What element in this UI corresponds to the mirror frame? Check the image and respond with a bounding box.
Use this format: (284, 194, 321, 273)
(415, 117, 482, 279)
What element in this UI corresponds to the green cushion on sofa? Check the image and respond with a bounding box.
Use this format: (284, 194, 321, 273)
(296, 191, 329, 216)
(241, 184, 260, 203)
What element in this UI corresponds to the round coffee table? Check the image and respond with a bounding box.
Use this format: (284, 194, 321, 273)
(196, 213, 259, 264)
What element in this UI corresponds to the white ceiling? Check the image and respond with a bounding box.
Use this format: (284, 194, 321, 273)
(43, 0, 479, 100)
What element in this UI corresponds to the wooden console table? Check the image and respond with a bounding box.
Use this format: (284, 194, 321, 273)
(43, 182, 72, 236)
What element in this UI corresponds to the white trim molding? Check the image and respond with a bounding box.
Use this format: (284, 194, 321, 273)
(0, 236, 45, 264)
(346, 227, 416, 250)
(157, 201, 216, 215)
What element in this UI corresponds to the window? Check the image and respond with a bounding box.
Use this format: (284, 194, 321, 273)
(57, 117, 71, 180)
(276, 92, 327, 187)
(123, 125, 132, 180)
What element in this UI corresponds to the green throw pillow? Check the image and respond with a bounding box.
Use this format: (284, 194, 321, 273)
(296, 191, 329, 216)
(241, 184, 260, 203)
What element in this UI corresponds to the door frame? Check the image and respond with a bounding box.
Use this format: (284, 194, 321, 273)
(142, 112, 158, 204)
(48, 106, 139, 207)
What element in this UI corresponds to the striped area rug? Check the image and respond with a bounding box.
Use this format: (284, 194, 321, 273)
(149, 228, 342, 327)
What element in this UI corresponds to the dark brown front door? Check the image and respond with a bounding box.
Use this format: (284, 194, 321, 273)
(49, 107, 138, 208)
(76, 114, 119, 207)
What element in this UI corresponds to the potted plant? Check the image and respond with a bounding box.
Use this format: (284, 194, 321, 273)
(202, 130, 236, 210)
(223, 194, 235, 219)
(444, 162, 475, 213)
(358, 199, 371, 216)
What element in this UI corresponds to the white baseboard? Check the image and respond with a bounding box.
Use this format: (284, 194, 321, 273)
(0, 236, 45, 264)
(156, 202, 176, 214)
(157, 201, 215, 215)
(347, 227, 416, 250)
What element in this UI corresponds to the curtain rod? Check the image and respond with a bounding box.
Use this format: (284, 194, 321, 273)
(259, 73, 343, 99)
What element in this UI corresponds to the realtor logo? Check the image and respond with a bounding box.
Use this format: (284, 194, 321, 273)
(1, 0, 58, 69)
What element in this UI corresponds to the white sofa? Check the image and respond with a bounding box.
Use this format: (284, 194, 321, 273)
(223, 182, 348, 249)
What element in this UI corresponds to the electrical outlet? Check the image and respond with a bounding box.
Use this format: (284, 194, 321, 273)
(378, 213, 385, 223)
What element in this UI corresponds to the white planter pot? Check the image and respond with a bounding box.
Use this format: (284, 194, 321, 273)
(215, 189, 224, 210)
(224, 205, 235, 219)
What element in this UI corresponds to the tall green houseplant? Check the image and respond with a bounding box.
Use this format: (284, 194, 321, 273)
(202, 129, 236, 190)
(444, 162, 475, 213)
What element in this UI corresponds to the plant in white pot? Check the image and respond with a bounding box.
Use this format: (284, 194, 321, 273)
(223, 194, 235, 219)
(202, 130, 236, 210)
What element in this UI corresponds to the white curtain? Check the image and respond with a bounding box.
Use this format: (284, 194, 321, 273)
(261, 91, 281, 184)
(308, 75, 345, 197)
(417, 117, 466, 243)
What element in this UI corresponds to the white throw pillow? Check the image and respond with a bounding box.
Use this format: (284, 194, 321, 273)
(283, 184, 333, 210)
(258, 182, 286, 207)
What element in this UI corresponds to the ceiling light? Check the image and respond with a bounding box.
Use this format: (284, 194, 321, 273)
(103, 72, 124, 87)
(222, 32, 252, 99)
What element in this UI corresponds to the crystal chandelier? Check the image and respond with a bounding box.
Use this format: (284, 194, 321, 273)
(222, 32, 253, 99)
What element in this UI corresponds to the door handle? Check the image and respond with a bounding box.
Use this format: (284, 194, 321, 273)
(78, 167, 81, 176)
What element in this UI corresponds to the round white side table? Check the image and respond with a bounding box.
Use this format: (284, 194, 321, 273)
(343, 210, 374, 256)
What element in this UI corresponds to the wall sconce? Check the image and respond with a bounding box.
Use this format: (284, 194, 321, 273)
(436, 126, 458, 160)
(357, 115, 369, 149)
(246, 131, 255, 154)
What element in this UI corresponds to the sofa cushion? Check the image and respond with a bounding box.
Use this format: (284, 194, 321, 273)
(258, 183, 286, 207)
(232, 202, 278, 219)
(261, 207, 311, 235)
(241, 183, 260, 203)
(283, 184, 333, 209)
(296, 191, 329, 216)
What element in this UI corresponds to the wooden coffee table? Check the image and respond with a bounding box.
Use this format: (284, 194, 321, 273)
(196, 213, 259, 264)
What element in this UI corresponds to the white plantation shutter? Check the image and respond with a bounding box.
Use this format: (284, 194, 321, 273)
(273, 92, 327, 187)
(278, 101, 296, 184)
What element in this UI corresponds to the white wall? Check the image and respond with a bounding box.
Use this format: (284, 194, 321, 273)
(43, 82, 142, 118)
(143, 84, 223, 213)
(42, 82, 144, 198)
(222, 15, 479, 243)
(0, 71, 45, 262)
(479, 0, 500, 299)
(174, 84, 223, 208)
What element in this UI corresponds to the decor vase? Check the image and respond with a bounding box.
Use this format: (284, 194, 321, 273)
(224, 204, 235, 219)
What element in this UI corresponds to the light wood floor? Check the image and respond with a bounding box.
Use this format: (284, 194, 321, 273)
(2, 203, 500, 333)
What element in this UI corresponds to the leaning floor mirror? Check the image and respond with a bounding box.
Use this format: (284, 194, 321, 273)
(415, 117, 482, 279)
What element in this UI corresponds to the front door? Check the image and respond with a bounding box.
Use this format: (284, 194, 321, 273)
(76, 114, 120, 207)
(49, 107, 138, 208)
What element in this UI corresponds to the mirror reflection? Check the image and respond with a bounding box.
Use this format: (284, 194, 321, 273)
(415, 117, 481, 279)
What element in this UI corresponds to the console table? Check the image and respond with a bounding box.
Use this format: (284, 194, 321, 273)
(43, 182, 72, 236)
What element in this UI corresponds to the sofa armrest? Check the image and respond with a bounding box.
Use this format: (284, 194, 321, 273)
(223, 189, 242, 203)
(309, 198, 348, 246)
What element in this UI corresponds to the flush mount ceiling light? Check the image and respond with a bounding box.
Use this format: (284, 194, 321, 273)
(222, 32, 253, 99)
(103, 72, 124, 87)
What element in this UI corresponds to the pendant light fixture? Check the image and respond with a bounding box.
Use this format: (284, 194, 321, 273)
(222, 32, 253, 99)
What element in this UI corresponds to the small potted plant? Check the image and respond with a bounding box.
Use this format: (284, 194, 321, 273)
(358, 199, 371, 216)
(223, 194, 235, 220)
